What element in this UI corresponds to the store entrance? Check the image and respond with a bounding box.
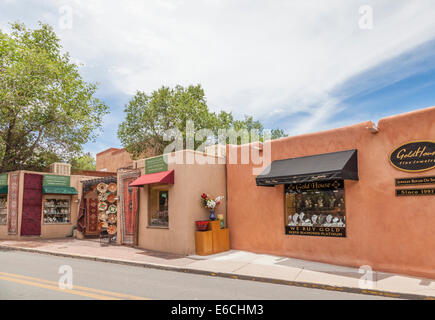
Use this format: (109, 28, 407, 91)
(80, 176, 118, 240)
(120, 175, 138, 246)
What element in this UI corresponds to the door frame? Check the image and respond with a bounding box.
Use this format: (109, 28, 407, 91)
(119, 170, 141, 246)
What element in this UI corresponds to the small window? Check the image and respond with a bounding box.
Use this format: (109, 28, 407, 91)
(43, 197, 71, 224)
(0, 195, 7, 225)
(149, 186, 169, 227)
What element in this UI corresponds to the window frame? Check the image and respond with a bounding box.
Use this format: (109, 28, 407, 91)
(284, 180, 347, 238)
(42, 195, 72, 225)
(147, 184, 169, 228)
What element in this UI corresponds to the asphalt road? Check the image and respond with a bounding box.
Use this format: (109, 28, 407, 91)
(0, 248, 395, 300)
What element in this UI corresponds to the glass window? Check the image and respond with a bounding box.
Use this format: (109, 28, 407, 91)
(149, 186, 169, 227)
(0, 196, 7, 225)
(285, 180, 346, 237)
(43, 197, 71, 224)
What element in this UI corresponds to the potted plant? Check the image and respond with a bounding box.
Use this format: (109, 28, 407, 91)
(200, 193, 224, 221)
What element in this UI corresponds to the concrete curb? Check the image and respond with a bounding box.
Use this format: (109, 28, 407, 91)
(1, 245, 433, 300)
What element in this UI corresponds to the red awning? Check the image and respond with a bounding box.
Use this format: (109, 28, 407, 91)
(129, 170, 174, 187)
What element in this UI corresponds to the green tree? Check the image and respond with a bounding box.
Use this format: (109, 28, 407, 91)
(71, 153, 96, 171)
(0, 22, 109, 173)
(118, 84, 287, 158)
(118, 85, 217, 158)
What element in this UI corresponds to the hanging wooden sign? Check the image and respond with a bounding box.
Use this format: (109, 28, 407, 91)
(390, 141, 435, 173)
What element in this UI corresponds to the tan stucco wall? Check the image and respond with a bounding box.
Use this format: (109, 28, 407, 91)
(96, 148, 133, 172)
(135, 150, 227, 255)
(0, 171, 102, 240)
(226, 106, 435, 279)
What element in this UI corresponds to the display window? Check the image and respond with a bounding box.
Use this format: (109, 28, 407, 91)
(43, 195, 71, 224)
(0, 195, 7, 225)
(284, 180, 346, 237)
(149, 185, 169, 227)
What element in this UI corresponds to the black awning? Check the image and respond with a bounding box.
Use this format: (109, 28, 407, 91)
(256, 149, 358, 186)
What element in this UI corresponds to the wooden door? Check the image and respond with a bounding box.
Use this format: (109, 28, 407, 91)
(121, 177, 138, 245)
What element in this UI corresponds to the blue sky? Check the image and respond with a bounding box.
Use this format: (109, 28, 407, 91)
(1, 1, 435, 156)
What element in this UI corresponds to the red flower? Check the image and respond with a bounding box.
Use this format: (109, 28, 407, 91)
(201, 193, 208, 199)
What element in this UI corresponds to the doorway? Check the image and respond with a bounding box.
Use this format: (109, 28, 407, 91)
(21, 173, 43, 236)
(120, 172, 139, 246)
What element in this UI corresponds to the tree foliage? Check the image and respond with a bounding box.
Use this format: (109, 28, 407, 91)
(0, 22, 108, 173)
(71, 152, 96, 171)
(118, 84, 287, 158)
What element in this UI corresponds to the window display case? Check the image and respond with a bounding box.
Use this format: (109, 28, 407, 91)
(0, 196, 7, 225)
(284, 180, 346, 237)
(43, 197, 71, 224)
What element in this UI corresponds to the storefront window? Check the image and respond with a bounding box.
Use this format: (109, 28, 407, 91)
(43, 197, 71, 224)
(285, 180, 346, 237)
(149, 186, 169, 227)
(0, 196, 7, 225)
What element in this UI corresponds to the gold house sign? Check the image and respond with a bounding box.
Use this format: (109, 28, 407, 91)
(390, 141, 435, 173)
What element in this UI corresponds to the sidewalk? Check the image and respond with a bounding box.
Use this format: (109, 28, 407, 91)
(0, 239, 434, 300)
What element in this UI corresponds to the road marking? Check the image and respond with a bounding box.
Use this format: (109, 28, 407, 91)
(0, 271, 149, 300)
(0, 275, 119, 300)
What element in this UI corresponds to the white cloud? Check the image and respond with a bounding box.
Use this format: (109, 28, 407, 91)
(2, 0, 435, 137)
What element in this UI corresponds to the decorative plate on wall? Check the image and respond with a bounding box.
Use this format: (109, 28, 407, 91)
(98, 192, 108, 201)
(98, 212, 108, 221)
(97, 183, 108, 193)
(108, 225, 117, 234)
(108, 205, 117, 214)
(107, 193, 116, 203)
(108, 183, 117, 193)
(98, 202, 108, 211)
(108, 214, 117, 224)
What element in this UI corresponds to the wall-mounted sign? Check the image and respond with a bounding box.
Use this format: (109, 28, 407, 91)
(0, 174, 8, 186)
(286, 180, 344, 193)
(396, 188, 435, 197)
(395, 176, 435, 186)
(390, 141, 435, 173)
(43, 175, 70, 187)
(145, 155, 168, 174)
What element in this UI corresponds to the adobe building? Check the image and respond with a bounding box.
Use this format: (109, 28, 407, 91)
(0, 164, 112, 240)
(226, 106, 435, 279)
(96, 148, 134, 172)
(116, 150, 227, 255)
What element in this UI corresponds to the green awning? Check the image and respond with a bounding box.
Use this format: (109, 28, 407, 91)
(43, 186, 78, 195)
(0, 185, 7, 194)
